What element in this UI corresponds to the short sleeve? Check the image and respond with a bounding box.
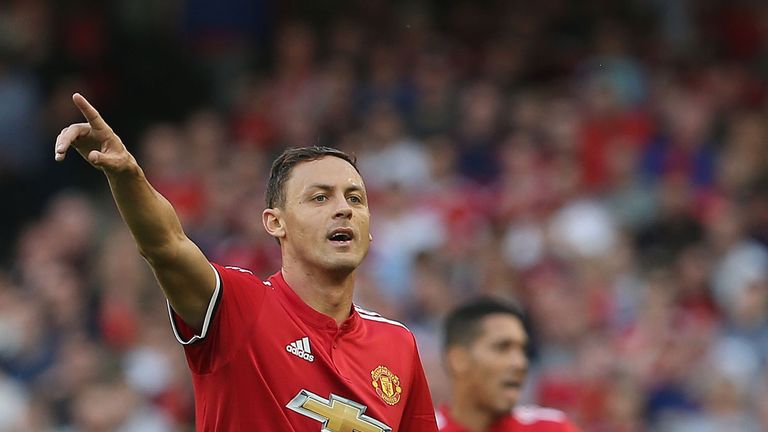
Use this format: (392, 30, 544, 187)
(167, 263, 267, 374)
(399, 335, 439, 432)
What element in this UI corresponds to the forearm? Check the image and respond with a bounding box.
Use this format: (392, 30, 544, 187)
(104, 159, 187, 261)
(56, 94, 216, 329)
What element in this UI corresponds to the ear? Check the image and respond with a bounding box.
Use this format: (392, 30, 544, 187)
(445, 346, 471, 377)
(262, 208, 286, 240)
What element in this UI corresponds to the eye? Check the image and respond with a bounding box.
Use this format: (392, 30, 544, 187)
(348, 195, 362, 204)
(313, 194, 328, 202)
(493, 340, 513, 352)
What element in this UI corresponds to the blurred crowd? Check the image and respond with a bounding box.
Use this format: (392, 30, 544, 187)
(2, 0, 768, 430)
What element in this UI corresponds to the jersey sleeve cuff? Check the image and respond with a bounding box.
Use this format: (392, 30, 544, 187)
(166, 263, 222, 345)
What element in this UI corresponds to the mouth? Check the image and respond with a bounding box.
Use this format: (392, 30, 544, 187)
(328, 228, 355, 246)
(500, 378, 523, 392)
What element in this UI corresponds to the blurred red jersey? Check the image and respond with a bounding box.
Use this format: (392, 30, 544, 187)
(169, 263, 438, 431)
(437, 405, 579, 432)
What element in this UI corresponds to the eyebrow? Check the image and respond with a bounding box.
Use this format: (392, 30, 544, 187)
(305, 183, 365, 194)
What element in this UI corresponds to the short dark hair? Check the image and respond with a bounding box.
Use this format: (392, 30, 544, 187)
(265, 146, 359, 209)
(443, 297, 526, 350)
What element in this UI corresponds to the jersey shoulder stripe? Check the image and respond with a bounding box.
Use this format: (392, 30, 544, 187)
(223, 265, 254, 274)
(219, 264, 275, 290)
(354, 305, 410, 330)
(514, 405, 567, 424)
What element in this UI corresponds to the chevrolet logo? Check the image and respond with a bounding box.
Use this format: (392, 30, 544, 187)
(287, 390, 392, 432)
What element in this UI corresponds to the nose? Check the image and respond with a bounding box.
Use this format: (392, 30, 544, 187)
(334, 198, 353, 219)
(510, 349, 528, 372)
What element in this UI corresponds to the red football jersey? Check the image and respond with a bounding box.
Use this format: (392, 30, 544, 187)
(436, 405, 579, 432)
(168, 263, 438, 431)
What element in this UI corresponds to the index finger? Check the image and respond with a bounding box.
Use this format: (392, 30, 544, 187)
(72, 93, 109, 130)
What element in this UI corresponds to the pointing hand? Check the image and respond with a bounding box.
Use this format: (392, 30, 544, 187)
(54, 93, 133, 172)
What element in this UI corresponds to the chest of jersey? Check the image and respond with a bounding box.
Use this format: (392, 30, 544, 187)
(225, 280, 415, 431)
(178, 266, 430, 431)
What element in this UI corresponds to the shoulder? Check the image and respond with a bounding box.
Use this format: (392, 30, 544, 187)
(213, 263, 258, 277)
(212, 263, 270, 287)
(208, 263, 274, 308)
(354, 305, 413, 338)
(513, 405, 571, 426)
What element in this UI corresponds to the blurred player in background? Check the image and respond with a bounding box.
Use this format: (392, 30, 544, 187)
(438, 298, 579, 432)
(54, 94, 438, 431)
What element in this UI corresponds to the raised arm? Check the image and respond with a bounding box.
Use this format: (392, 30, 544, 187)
(55, 93, 215, 331)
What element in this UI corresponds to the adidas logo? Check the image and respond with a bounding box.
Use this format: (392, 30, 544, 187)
(286, 336, 315, 362)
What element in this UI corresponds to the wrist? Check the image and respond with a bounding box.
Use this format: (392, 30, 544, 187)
(105, 155, 144, 180)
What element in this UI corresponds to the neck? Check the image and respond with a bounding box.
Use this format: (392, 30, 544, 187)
(450, 387, 499, 432)
(281, 260, 356, 325)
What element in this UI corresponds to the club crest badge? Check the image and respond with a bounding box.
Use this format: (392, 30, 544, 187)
(370, 365, 402, 406)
